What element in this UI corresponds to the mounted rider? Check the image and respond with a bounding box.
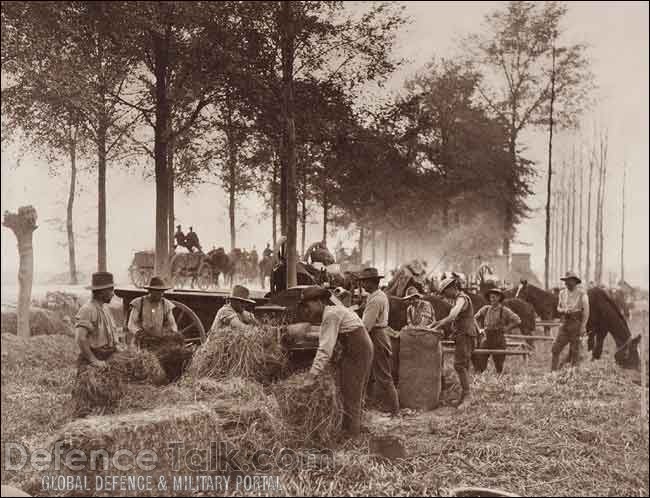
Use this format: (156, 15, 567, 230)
(185, 227, 202, 253)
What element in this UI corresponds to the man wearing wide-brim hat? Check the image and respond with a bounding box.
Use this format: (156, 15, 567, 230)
(127, 276, 188, 382)
(358, 267, 400, 415)
(300, 285, 373, 438)
(73, 272, 120, 415)
(209, 285, 258, 335)
(552, 271, 590, 371)
(473, 288, 521, 374)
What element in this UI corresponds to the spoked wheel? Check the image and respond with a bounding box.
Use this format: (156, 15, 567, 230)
(196, 263, 212, 291)
(129, 267, 147, 288)
(170, 300, 206, 348)
(173, 272, 187, 289)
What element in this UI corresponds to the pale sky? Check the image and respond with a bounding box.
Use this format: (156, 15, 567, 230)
(1, 1, 648, 287)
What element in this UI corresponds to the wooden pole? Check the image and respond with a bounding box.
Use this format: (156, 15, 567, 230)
(620, 159, 626, 282)
(544, 42, 556, 290)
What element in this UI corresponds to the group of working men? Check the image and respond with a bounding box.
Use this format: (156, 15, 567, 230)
(72, 264, 590, 435)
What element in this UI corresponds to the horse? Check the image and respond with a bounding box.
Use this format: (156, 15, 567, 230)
(206, 248, 234, 288)
(515, 280, 640, 368)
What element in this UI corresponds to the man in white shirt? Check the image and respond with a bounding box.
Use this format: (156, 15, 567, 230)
(552, 271, 590, 371)
(359, 267, 400, 415)
(209, 285, 258, 335)
(302, 286, 373, 438)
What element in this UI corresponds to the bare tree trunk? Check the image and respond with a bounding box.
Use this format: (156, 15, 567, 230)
(384, 231, 389, 276)
(621, 160, 626, 281)
(585, 149, 595, 284)
(596, 131, 608, 285)
(395, 236, 400, 271)
(168, 138, 175, 255)
(371, 226, 376, 267)
(272, 158, 278, 247)
(359, 226, 364, 264)
(544, 42, 556, 290)
(226, 108, 237, 252)
(280, 0, 297, 287)
(578, 153, 584, 279)
(559, 165, 567, 276)
(570, 157, 577, 271)
(97, 118, 108, 272)
(153, 31, 172, 280)
(3, 207, 38, 338)
(280, 135, 287, 237)
(67, 127, 78, 285)
(322, 191, 328, 242)
(301, 166, 306, 257)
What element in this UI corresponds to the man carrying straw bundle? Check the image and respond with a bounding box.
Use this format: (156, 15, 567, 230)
(127, 276, 191, 382)
(301, 286, 373, 438)
(474, 288, 521, 374)
(359, 267, 400, 416)
(209, 285, 258, 335)
(552, 271, 590, 372)
(73, 272, 120, 416)
(432, 276, 476, 408)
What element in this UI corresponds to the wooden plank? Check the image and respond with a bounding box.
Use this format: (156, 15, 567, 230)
(505, 334, 554, 341)
(442, 348, 530, 356)
(441, 340, 530, 349)
(536, 321, 562, 328)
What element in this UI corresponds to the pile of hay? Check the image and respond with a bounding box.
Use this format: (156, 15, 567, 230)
(1, 307, 73, 337)
(23, 404, 225, 497)
(188, 324, 288, 384)
(72, 349, 167, 417)
(272, 371, 342, 447)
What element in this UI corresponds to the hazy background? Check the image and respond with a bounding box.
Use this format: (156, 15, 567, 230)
(2, 1, 648, 287)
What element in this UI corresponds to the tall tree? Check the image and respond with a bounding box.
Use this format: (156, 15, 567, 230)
(465, 1, 592, 257)
(620, 159, 626, 282)
(585, 142, 595, 283)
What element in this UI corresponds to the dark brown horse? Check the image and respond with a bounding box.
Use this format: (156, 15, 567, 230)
(515, 281, 640, 368)
(206, 248, 234, 287)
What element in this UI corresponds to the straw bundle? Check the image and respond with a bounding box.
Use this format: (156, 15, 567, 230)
(72, 349, 168, 417)
(188, 325, 288, 384)
(44, 404, 224, 497)
(272, 371, 343, 447)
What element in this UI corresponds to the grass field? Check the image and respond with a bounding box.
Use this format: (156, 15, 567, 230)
(1, 312, 648, 497)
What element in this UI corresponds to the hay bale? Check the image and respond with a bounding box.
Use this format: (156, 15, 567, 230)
(72, 349, 167, 417)
(1, 333, 77, 375)
(272, 371, 342, 446)
(188, 325, 288, 384)
(46, 404, 224, 497)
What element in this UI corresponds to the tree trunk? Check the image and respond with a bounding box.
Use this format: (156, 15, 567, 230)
(578, 155, 584, 279)
(570, 159, 577, 271)
(621, 160, 626, 281)
(3, 207, 38, 338)
(97, 119, 108, 272)
(168, 138, 175, 255)
(322, 190, 328, 242)
(67, 127, 78, 285)
(384, 231, 389, 276)
(226, 111, 237, 252)
(301, 160, 307, 257)
(280, 134, 287, 237)
(153, 31, 171, 279)
(544, 43, 556, 289)
(371, 226, 376, 267)
(395, 236, 400, 270)
(597, 135, 608, 285)
(503, 136, 517, 258)
(359, 226, 364, 264)
(272, 157, 278, 247)
(559, 168, 566, 277)
(585, 151, 595, 284)
(280, 0, 297, 287)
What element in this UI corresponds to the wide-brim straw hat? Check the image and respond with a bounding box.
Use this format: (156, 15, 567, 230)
(560, 271, 582, 284)
(86, 272, 115, 290)
(358, 267, 384, 280)
(229, 285, 256, 304)
(144, 276, 172, 291)
(299, 286, 332, 303)
(439, 277, 459, 293)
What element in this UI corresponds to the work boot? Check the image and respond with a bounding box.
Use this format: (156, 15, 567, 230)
(551, 353, 560, 372)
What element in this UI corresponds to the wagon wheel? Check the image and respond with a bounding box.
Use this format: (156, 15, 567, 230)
(196, 263, 212, 291)
(173, 271, 187, 289)
(129, 267, 145, 288)
(141, 268, 153, 287)
(170, 300, 206, 348)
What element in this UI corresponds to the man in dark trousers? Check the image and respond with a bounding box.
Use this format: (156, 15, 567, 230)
(432, 277, 476, 408)
(301, 286, 373, 438)
(359, 267, 399, 415)
(174, 225, 186, 251)
(474, 288, 521, 374)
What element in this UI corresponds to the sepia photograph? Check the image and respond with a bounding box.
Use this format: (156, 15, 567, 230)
(1, 1, 648, 496)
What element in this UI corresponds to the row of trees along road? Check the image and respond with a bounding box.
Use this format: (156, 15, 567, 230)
(2, 1, 592, 288)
